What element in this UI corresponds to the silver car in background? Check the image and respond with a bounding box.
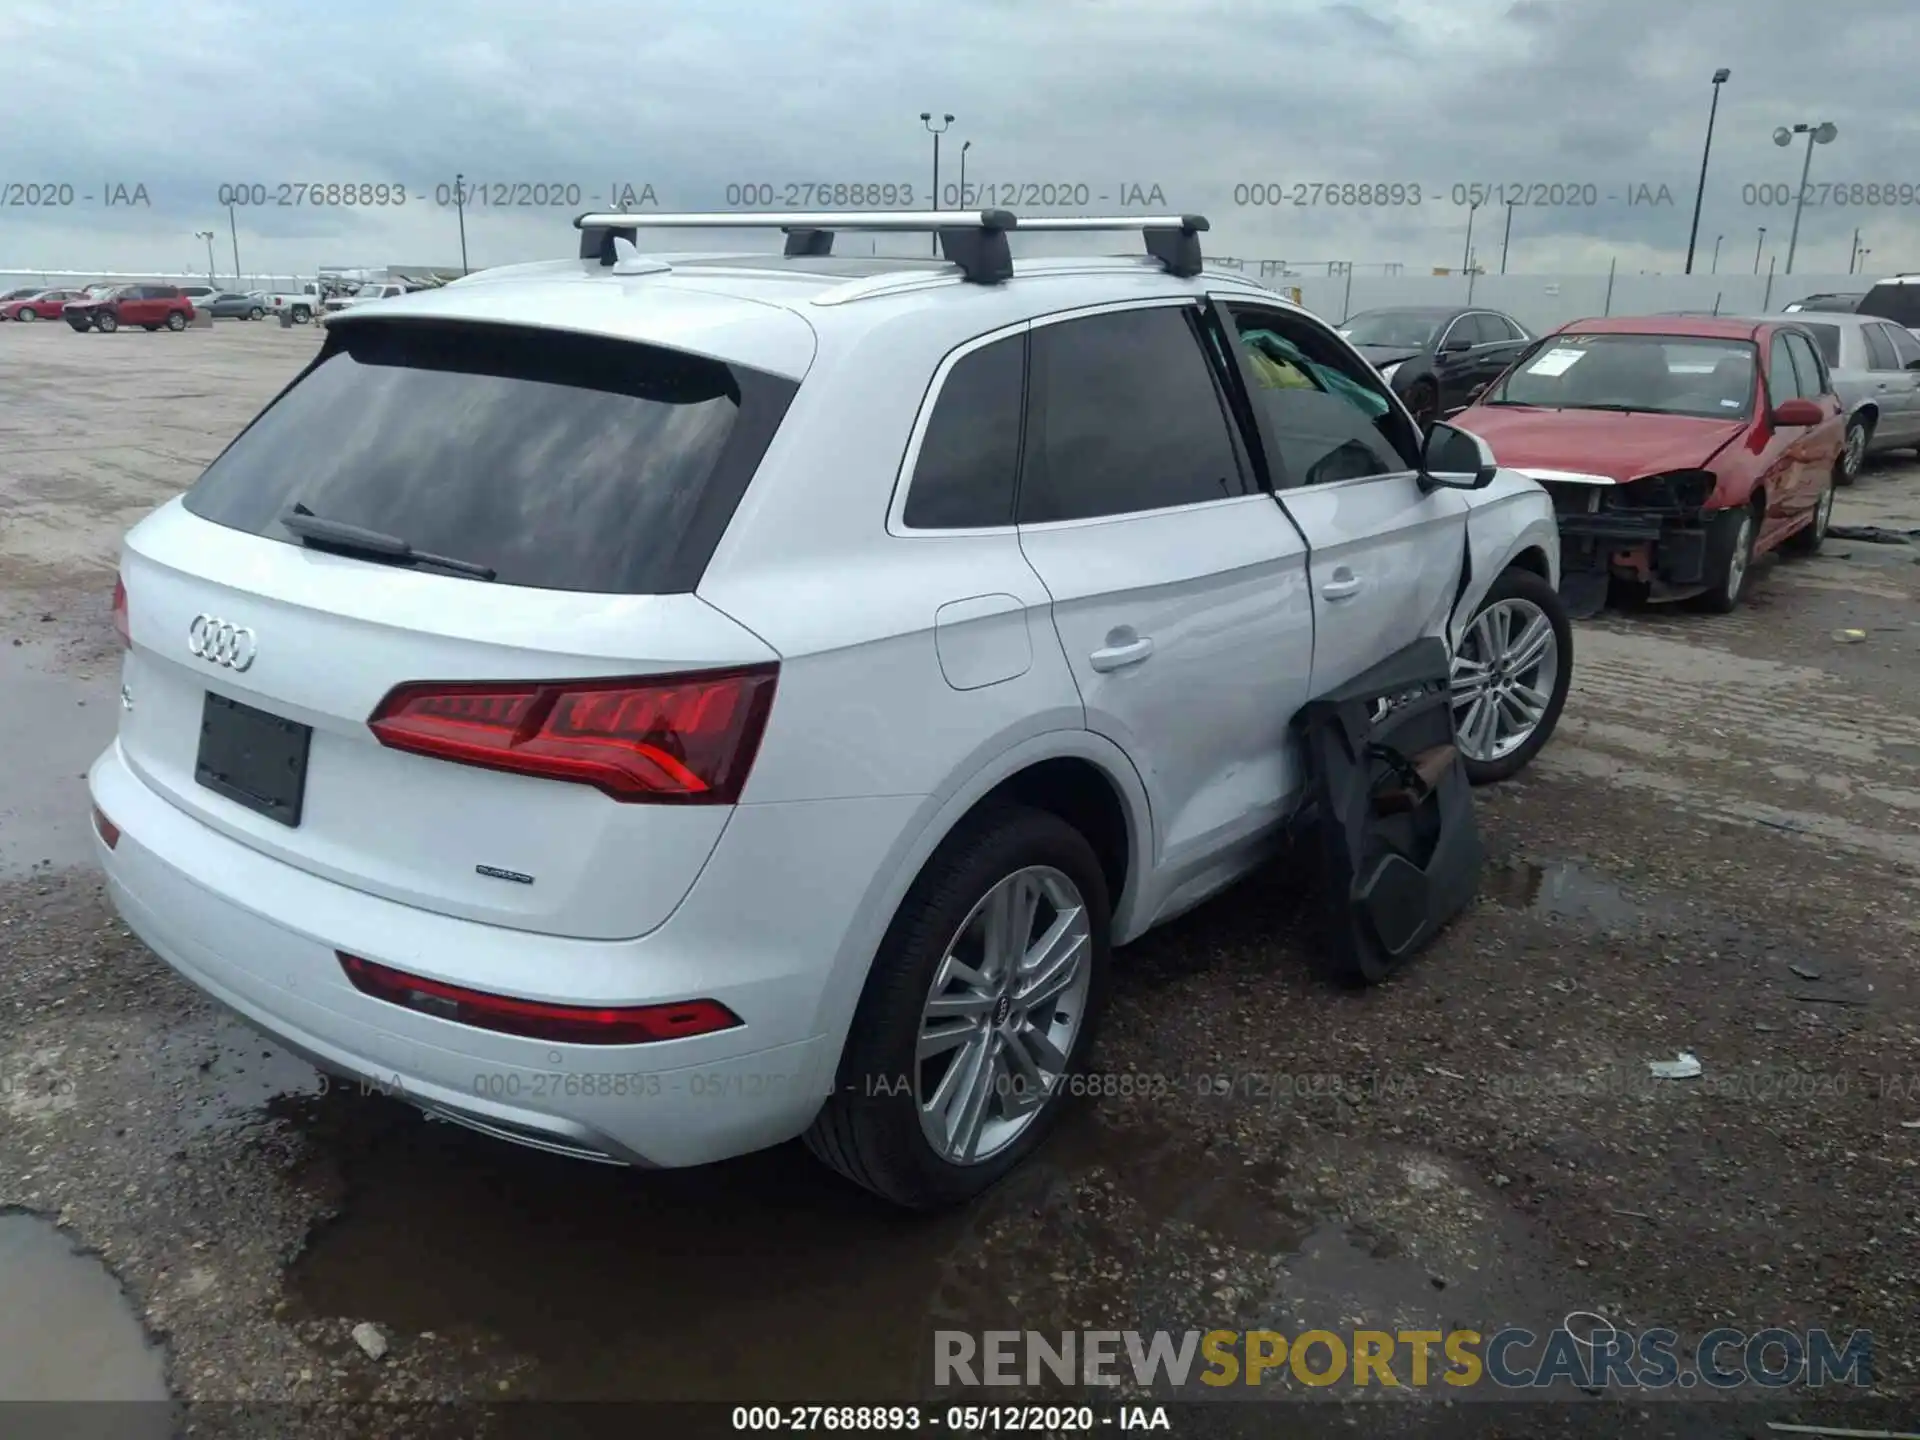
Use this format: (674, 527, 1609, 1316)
(1757, 313, 1920, 481)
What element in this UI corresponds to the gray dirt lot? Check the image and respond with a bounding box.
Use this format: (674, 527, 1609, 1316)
(2, 322, 1919, 1437)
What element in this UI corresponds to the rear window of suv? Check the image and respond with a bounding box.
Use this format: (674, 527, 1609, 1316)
(183, 320, 798, 594)
(1859, 281, 1920, 329)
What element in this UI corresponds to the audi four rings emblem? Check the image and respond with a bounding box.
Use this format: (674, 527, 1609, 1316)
(187, 614, 258, 671)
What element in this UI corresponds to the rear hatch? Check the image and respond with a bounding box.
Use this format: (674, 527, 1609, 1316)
(1859, 279, 1920, 332)
(116, 317, 802, 941)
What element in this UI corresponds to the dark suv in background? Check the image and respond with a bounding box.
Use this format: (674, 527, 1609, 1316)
(63, 285, 195, 333)
(1858, 275, 1920, 337)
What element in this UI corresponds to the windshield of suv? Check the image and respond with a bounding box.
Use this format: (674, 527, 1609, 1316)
(1485, 333, 1759, 418)
(1337, 311, 1444, 348)
(182, 320, 799, 594)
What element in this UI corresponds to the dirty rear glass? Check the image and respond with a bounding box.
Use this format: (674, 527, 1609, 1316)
(182, 320, 798, 594)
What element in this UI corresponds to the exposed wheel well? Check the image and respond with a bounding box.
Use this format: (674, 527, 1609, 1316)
(1749, 485, 1766, 517)
(1851, 405, 1877, 435)
(1507, 546, 1551, 581)
(980, 758, 1131, 907)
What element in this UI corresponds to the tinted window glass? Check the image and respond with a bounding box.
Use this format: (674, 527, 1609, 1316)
(1799, 323, 1843, 367)
(903, 335, 1024, 529)
(1785, 332, 1826, 398)
(151, 287, 179, 298)
(1766, 335, 1797, 408)
(1860, 283, 1920, 328)
(1861, 324, 1900, 370)
(1461, 314, 1502, 346)
(1231, 306, 1416, 486)
(1886, 324, 1920, 369)
(1019, 307, 1246, 523)
(183, 320, 797, 594)
(1338, 311, 1443, 348)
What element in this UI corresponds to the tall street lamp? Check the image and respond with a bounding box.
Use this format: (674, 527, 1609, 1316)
(1500, 201, 1515, 273)
(454, 172, 470, 275)
(1462, 201, 1479, 274)
(958, 140, 972, 209)
(1683, 68, 1731, 274)
(920, 112, 953, 255)
(194, 230, 216, 286)
(1774, 120, 1837, 275)
(1753, 226, 1766, 274)
(227, 202, 242, 285)
(1711, 234, 1722, 274)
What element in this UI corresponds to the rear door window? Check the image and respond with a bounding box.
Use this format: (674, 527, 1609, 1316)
(1017, 305, 1248, 523)
(182, 320, 798, 594)
(1862, 324, 1901, 371)
(1799, 323, 1843, 368)
(1885, 324, 1920, 369)
(1784, 332, 1827, 397)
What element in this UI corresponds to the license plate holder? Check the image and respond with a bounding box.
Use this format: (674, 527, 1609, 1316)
(195, 692, 311, 827)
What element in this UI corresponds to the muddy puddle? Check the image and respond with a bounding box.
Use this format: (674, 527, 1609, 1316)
(251, 1068, 1576, 1402)
(0, 1212, 170, 1413)
(0, 638, 116, 880)
(1481, 859, 1646, 929)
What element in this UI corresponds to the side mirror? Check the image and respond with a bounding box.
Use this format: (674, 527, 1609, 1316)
(1442, 332, 1475, 353)
(1770, 398, 1824, 427)
(1420, 421, 1498, 489)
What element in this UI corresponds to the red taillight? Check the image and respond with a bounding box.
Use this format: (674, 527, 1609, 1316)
(111, 576, 130, 649)
(367, 664, 778, 804)
(93, 805, 120, 849)
(337, 953, 742, 1045)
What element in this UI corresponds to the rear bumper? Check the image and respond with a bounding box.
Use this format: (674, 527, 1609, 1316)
(89, 739, 921, 1167)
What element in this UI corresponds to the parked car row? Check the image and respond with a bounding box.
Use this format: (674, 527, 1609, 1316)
(3, 283, 273, 329)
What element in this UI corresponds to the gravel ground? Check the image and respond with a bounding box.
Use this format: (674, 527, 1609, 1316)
(3, 322, 1918, 1439)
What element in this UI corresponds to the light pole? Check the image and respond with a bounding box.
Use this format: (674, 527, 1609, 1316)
(1773, 120, 1837, 275)
(1683, 68, 1731, 274)
(1848, 228, 1862, 273)
(226, 202, 241, 285)
(1711, 234, 1722, 274)
(958, 140, 971, 209)
(1753, 227, 1766, 274)
(1500, 201, 1514, 274)
(194, 230, 216, 286)
(454, 172, 470, 275)
(1462, 201, 1479, 274)
(920, 112, 953, 255)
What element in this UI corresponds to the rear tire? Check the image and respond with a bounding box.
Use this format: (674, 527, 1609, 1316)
(804, 803, 1111, 1210)
(291, 305, 311, 324)
(1783, 473, 1835, 556)
(165, 311, 187, 332)
(1451, 567, 1574, 785)
(1838, 418, 1867, 485)
(1697, 504, 1758, 613)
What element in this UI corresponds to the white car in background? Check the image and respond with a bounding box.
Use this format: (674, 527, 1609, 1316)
(89, 210, 1566, 1209)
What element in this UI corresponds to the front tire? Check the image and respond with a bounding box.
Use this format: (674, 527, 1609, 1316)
(1698, 504, 1758, 613)
(17, 309, 35, 323)
(1451, 568, 1573, 784)
(95, 311, 119, 333)
(165, 311, 187, 331)
(805, 803, 1111, 1210)
(291, 305, 311, 324)
(249, 306, 264, 321)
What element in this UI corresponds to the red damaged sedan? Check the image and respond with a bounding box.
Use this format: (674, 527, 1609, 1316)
(1456, 316, 1846, 615)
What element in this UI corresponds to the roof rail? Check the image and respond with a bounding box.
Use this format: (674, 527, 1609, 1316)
(572, 210, 1213, 284)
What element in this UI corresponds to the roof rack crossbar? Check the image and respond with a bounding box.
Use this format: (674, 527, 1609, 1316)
(1012, 215, 1210, 278)
(570, 210, 1208, 283)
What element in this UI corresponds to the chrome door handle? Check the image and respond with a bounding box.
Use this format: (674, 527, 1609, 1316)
(1322, 573, 1364, 600)
(1089, 637, 1154, 672)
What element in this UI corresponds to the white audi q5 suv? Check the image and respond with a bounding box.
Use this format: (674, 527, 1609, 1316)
(89, 211, 1567, 1207)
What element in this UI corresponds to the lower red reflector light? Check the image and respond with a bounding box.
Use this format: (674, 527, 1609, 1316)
(336, 953, 743, 1046)
(93, 805, 121, 850)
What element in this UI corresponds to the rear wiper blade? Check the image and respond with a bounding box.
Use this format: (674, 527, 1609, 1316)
(280, 503, 496, 580)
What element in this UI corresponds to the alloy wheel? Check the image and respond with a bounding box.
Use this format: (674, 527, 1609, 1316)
(915, 865, 1092, 1166)
(1725, 512, 1753, 601)
(1814, 484, 1835, 541)
(1843, 424, 1866, 480)
(1451, 597, 1561, 762)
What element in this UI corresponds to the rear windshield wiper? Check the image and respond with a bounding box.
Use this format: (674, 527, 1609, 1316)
(279, 502, 497, 580)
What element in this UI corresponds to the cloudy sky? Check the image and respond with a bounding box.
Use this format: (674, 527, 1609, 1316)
(3, 0, 1916, 282)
